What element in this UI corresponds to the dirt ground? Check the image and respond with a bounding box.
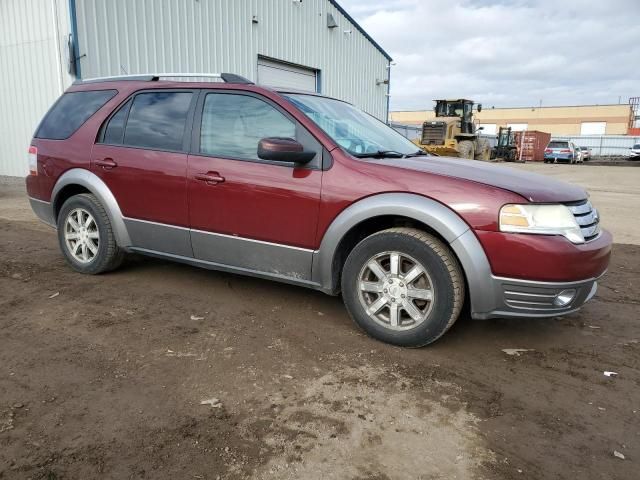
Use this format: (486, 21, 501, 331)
(1, 165, 639, 480)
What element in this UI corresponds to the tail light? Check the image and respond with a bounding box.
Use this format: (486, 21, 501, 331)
(545, 148, 552, 154)
(28, 146, 38, 175)
(560, 149, 571, 153)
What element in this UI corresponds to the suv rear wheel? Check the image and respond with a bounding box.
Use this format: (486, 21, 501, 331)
(57, 193, 124, 274)
(341, 228, 465, 347)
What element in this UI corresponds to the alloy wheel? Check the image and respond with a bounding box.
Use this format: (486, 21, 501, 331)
(64, 208, 99, 263)
(357, 251, 435, 331)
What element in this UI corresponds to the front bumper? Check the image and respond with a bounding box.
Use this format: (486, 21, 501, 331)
(472, 274, 601, 319)
(544, 155, 573, 162)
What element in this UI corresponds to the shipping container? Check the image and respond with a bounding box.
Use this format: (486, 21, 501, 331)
(514, 130, 552, 162)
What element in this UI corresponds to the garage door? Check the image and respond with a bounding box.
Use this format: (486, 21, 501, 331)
(257, 58, 317, 92)
(580, 122, 606, 135)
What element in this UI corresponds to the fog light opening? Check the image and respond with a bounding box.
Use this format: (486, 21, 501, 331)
(554, 289, 577, 307)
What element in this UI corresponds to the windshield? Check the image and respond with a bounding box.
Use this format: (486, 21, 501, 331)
(284, 94, 421, 157)
(436, 101, 464, 117)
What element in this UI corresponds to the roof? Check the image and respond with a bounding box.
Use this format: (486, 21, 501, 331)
(329, 1, 392, 62)
(73, 73, 254, 85)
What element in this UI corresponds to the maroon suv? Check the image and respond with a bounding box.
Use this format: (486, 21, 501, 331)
(26, 73, 611, 347)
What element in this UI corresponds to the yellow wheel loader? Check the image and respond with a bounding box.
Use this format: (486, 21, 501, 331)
(412, 99, 491, 160)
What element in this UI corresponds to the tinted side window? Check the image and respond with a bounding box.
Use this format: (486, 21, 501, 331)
(36, 90, 117, 140)
(200, 93, 295, 160)
(102, 100, 131, 144)
(123, 92, 192, 151)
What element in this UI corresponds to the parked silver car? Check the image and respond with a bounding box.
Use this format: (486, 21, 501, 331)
(579, 146, 592, 161)
(630, 144, 640, 160)
(544, 141, 582, 164)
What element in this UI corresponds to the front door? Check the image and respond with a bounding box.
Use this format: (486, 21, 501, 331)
(187, 91, 323, 281)
(92, 90, 196, 256)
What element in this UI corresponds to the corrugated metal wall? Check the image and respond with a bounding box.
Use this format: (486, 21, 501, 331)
(0, 0, 389, 177)
(0, 0, 73, 177)
(74, 0, 390, 119)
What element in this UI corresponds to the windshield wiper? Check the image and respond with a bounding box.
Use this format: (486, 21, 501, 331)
(403, 150, 428, 157)
(352, 150, 408, 158)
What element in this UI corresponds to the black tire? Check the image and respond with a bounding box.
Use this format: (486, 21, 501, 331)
(457, 140, 475, 159)
(474, 138, 491, 161)
(57, 193, 125, 274)
(341, 228, 465, 347)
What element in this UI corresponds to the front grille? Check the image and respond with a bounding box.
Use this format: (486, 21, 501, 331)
(421, 122, 446, 145)
(567, 200, 600, 242)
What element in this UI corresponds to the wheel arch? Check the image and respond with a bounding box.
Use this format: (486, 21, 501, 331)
(51, 169, 131, 247)
(312, 193, 496, 316)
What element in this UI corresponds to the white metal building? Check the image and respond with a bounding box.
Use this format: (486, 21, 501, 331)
(0, 0, 392, 177)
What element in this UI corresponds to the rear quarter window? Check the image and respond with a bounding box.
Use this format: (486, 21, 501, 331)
(122, 91, 193, 151)
(36, 90, 117, 140)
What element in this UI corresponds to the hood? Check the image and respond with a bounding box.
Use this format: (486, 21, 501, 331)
(374, 156, 587, 203)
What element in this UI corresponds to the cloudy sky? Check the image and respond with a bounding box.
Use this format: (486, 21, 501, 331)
(339, 0, 640, 111)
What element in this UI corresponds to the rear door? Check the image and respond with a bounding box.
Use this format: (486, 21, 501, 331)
(92, 89, 197, 256)
(187, 90, 323, 281)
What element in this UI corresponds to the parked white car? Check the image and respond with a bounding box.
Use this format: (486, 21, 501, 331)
(630, 144, 640, 160)
(574, 147, 584, 163)
(579, 146, 592, 161)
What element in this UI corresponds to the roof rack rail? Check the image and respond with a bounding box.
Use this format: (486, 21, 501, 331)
(74, 73, 254, 85)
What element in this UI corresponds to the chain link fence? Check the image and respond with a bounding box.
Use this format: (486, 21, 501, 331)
(551, 135, 640, 157)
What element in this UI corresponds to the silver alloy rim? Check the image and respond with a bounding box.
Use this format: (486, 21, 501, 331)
(357, 251, 435, 331)
(64, 208, 99, 264)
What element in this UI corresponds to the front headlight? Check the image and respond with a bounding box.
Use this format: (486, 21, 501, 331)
(499, 204, 584, 243)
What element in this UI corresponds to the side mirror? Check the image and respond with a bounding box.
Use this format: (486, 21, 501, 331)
(477, 104, 482, 112)
(257, 137, 316, 164)
(477, 126, 484, 131)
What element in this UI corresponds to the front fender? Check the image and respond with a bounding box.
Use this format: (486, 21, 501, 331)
(52, 168, 132, 247)
(311, 193, 498, 316)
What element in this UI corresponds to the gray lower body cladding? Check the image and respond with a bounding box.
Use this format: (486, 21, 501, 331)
(472, 275, 600, 320)
(28, 195, 599, 320)
(29, 197, 56, 227)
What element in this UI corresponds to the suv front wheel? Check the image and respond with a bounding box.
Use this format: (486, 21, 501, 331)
(341, 228, 465, 347)
(57, 193, 124, 274)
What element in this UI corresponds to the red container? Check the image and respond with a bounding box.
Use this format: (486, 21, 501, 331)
(513, 130, 552, 162)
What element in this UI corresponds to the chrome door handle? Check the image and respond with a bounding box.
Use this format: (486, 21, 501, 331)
(194, 172, 225, 184)
(95, 158, 118, 169)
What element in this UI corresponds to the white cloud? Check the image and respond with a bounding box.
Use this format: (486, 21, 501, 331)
(338, 0, 640, 110)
